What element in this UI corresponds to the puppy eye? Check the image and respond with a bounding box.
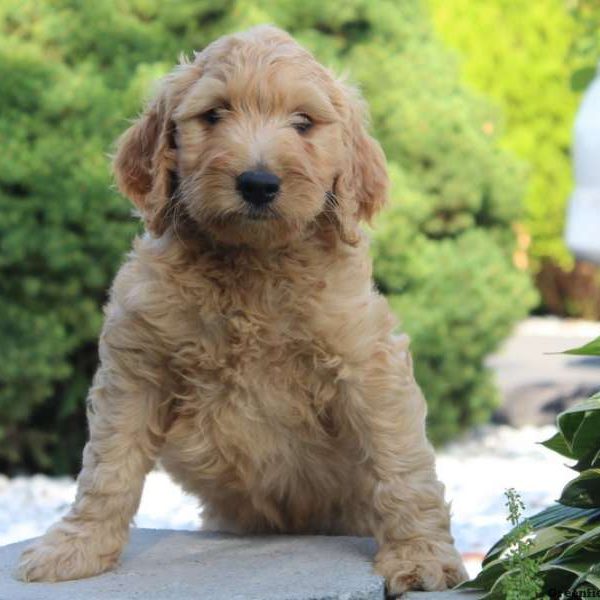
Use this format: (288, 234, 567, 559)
(200, 108, 222, 125)
(292, 114, 313, 134)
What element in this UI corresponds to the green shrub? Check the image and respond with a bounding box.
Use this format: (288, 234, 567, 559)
(0, 0, 534, 473)
(428, 0, 578, 270)
(426, 0, 600, 321)
(379, 229, 534, 443)
(0, 0, 197, 473)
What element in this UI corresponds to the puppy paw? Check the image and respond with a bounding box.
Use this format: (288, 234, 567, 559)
(17, 526, 120, 582)
(375, 539, 468, 595)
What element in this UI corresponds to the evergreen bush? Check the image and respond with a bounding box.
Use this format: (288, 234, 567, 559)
(0, 0, 534, 472)
(428, 0, 600, 318)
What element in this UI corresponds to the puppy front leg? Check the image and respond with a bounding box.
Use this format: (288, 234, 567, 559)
(352, 339, 468, 594)
(18, 342, 166, 582)
(369, 452, 467, 594)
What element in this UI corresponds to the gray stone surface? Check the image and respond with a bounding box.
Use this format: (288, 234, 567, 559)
(0, 529, 482, 600)
(405, 595, 480, 600)
(1, 529, 384, 600)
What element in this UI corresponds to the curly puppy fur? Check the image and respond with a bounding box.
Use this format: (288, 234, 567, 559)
(18, 26, 467, 594)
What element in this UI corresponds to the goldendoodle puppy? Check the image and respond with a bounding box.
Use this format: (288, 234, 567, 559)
(18, 26, 467, 594)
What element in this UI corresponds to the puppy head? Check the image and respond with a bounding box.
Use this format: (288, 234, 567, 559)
(113, 26, 388, 248)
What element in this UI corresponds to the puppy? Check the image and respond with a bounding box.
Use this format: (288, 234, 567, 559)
(18, 26, 467, 594)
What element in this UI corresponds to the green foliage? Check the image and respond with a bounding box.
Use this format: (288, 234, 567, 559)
(501, 488, 547, 600)
(337, 2, 537, 443)
(465, 338, 600, 598)
(0, 0, 228, 473)
(0, 0, 533, 473)
(380, 228, 534, 443)
(563, 337, 600, 357)
(427, 0, 580, 273)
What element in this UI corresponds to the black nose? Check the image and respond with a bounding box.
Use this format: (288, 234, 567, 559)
(236, 170, 281, 206)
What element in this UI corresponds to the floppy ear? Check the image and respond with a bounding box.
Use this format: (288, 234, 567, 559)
(113, 89, 178, 237)
(333, 85, 389, 243)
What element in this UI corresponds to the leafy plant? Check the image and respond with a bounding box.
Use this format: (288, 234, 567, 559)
(427, 0, 578, 271)
(428, 0, 600, 319)
(463, 337, 600, 598)
(501, 488, 547, 600)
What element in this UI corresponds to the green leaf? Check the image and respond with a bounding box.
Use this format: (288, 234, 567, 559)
(541, 551, 600, 588)
(558, 397, 600, 449)
(562, 336, 600, 357)
(460, 556, 507, 591)
(529, 525, 579, 560)
(574, 447, 600, 473)
(561, 525, 600, 559)
(572, 412, 600, 457)
(542, 567, 578, 596)
(483, 506, 600, 566)
(560, 470, 600, 508)
(528, 505, 600, 531)
(487, 569, 517, 599)
(541, 432, 576, 460)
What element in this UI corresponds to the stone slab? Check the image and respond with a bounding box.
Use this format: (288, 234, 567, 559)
(0, 529, 482, 599)
(405, 594, 481, 600)
(1, 529, 384, 600)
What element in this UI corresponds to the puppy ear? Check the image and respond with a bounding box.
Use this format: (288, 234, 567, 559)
(113, 90, 177, 237)
(334, 85, 389, 242)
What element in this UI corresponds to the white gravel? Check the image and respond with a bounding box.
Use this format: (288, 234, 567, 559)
(0, 471, 201, 548)
(0, 424, 574, 577)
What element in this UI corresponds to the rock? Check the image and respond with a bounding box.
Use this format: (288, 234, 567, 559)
(399, 591, 481, 600)
(1, 529, 382, 600)
(0, 529, 481, 599)
(404, 595, 481, 600)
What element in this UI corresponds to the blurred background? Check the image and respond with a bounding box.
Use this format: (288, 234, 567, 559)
(1, 0, 600, 576)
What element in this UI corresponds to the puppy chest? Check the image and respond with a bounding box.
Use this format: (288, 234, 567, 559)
(166, 317, 350, 455)
(172, 330, 345, 429)
(171, 291, 341, 382)
(162, 378, 356, 504)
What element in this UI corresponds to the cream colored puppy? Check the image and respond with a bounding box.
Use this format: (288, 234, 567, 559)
(18, 26, 467, 594)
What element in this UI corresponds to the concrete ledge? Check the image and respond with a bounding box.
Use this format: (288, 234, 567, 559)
(0, 529, 481, 599)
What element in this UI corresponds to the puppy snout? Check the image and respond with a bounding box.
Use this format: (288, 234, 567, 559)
(236, 170, 281, 206)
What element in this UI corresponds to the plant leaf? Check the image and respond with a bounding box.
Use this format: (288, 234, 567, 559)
(560, 470, 600, 508)
(526, 505, 600, 532)
(541, 551, 600, 588)
(541, 432, 576, 459)
(574, 446, 600, 473)
(558, 396, 600, 448)
(562, 336, 600, 356)
(561, 525, 600, 559)
(572, 412, 600, 457)
(460, 555, 507, 591)
(483, 506, 600, 566)
(531, 527, 578, 564)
